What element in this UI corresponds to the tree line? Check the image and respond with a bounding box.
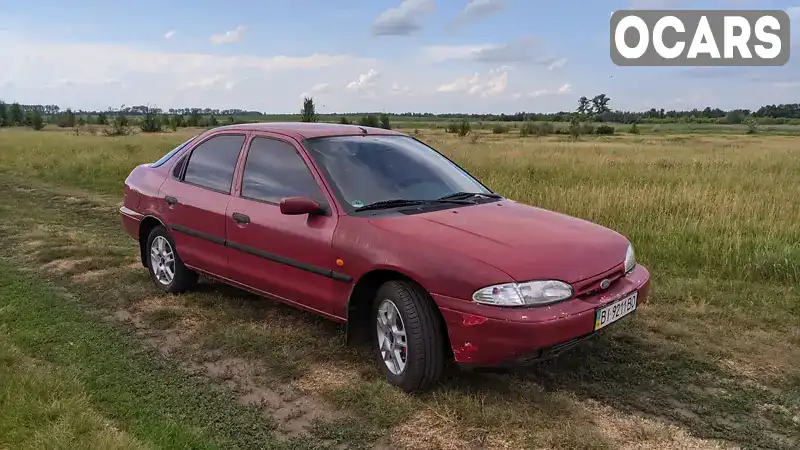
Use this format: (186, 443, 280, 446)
(2, 95, 799, 133)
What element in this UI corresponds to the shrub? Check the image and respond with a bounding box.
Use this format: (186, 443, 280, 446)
(28, 110, 45, 131)
(580, 123, 595, 135)
(339, 116, 351, 125)
(628, 123, 640, 134)
(57, 108, 76, 128)
(379, 113, 391, 130)
(358, 115, 380, 128)
(208, 115, 219, 127)
(492, 124, 508, 134)
(140, 108, 163, 133)
(520, 121, 553, 137)
(105, 114, 132, 136)
(745, 118, 759, 134)
(568, 116, 582, 139)
(445, 121, 471, 136)
(469, 132, 480, 144)
(595, 125, 615, 135)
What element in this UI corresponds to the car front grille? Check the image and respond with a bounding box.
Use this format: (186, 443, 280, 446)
(573, 265, 625, 298)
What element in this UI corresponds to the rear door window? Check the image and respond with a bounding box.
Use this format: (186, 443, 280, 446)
(182, 134, 246, 194)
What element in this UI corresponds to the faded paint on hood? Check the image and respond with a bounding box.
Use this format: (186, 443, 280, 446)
(369, 200, 629, 284)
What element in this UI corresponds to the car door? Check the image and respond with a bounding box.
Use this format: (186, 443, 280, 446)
(225, 134, 348, 317)
(158, 132, 247, 279)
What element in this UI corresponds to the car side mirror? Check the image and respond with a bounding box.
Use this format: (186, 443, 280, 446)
(279, 196, 322, 215)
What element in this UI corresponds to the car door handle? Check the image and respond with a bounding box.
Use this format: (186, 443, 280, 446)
(232, 212, 250, 224)
(165, 195, 178, 206)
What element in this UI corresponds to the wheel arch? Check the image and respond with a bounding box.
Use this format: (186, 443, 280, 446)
(138, 215, 167, 267)
(345, 269, 452, 358)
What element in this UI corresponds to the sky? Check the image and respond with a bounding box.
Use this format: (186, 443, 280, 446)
(0, 0, 798, 114)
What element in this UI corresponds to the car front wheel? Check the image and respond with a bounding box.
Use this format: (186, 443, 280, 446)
(146, 226, 198, 293)
(372, 280, 445, 392)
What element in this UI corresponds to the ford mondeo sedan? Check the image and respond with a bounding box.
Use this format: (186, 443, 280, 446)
(120, 122, 651, 392)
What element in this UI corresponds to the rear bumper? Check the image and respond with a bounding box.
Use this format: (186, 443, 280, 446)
(433, 264, 651, 367)
(120, 206, 143, 240)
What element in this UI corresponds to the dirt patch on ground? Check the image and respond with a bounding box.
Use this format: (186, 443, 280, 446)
(71, 268, 114, 283)
(191, 354, 342, 436)
(40, 257, 94, 273)
(107, 298, 341, 438)
(584, 400, 735, 450)
(389, 409, 473, 450)
(291, 364, 360, 394)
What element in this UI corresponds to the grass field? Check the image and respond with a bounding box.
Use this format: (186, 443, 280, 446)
(0, 125, 798, 449)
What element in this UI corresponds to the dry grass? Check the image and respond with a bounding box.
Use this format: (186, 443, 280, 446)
(0, 127, 798, 449)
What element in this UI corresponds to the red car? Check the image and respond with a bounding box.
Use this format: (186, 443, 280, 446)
(120, 123, 651, 391)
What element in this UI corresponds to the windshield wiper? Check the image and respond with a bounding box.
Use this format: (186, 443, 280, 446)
(355, 198, 473, 212)
(437, 191, 503, 201)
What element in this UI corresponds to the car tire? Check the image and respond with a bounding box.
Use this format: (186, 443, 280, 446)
(145, 225, 198, 294)
(371, 280, 445, 392)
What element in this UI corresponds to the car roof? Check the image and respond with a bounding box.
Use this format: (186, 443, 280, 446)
(208, 122, 406, 139)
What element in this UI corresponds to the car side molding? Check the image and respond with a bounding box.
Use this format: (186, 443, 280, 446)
(168, 224, 353, 283)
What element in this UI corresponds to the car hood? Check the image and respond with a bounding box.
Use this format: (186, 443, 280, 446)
(368, 201, 629, 284)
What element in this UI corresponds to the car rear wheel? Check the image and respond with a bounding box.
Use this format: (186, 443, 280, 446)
(146, 226, 197, 293)
(372, 280, 445, 392)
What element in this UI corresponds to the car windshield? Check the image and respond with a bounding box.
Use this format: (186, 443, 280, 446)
(304, 135, 492, 211)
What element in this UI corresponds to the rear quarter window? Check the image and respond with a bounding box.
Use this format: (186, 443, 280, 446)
(150, 135, 198, 168)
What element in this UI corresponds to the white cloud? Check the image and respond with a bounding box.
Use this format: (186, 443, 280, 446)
(547, 57, 568, 71)
(347, 69, 380, 91)
(299, 82, 331, 99)
(526, 83, 572, 98)
(0, 33, 372, 111)
(164, 30, 176, 40)
(390, 83, 413, 95)
(423, 37, 563, 66)
(311, 82, 330, 93)
(371, 0, 435, 36)
(182, 75, 237, 91)
(437, 67, 509, 97)
(210, 25, 247, 44)
(452, 0, 504, 25)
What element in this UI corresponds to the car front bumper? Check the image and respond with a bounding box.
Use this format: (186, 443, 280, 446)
(432, 264, 651, 367)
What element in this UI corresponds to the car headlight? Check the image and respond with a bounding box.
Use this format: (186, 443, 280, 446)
(625, 243, 636, 274)
(472, 280, 573, 307)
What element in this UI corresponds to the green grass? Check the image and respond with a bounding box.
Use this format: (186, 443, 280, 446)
(0, 262, 322, 450)
(0, 127, 798, 449)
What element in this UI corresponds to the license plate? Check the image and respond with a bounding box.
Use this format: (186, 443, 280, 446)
(594, 292, 637, 331)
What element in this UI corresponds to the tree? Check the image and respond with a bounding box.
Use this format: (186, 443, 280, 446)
(591, 94, 611, 115)
(57, 108, 76, 128)
(300, 97, 318, 122)
(96, 112, 108, 125)
(379, 113, 391, 130)
(577, 97, 590, 116)
(28, 109, 45, 131)
(10, 103, 23, 126)
(0, 102, 7, 127)
(208, 115, 219, 127)
(339, 116, 351, 124)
